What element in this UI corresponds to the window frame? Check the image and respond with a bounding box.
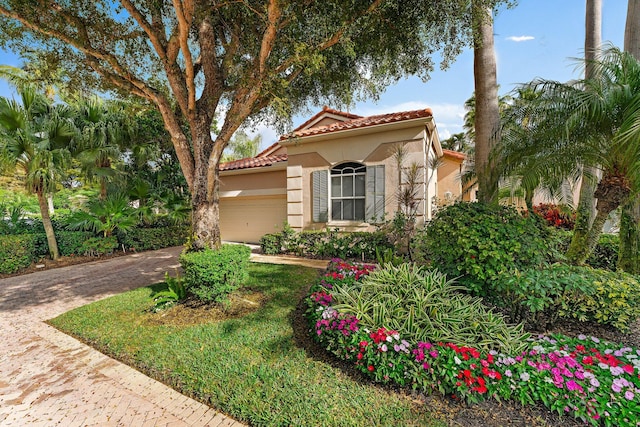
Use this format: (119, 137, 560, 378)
(329, 162, 367, 222)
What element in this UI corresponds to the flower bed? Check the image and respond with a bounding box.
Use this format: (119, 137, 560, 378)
(306, 259, 640, 426)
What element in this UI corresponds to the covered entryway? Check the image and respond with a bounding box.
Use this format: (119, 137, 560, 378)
(220, 195, 287, 243)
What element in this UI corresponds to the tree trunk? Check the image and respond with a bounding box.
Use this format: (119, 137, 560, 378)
(568, 0, 602, 264)
(618, 198, 640, 273)
(36, 190, 60, 260)
(472, 1, 500, 204)
(189, 117, 224, 250)
(625, 0, 640, 59)
(618, 0, 640, 273)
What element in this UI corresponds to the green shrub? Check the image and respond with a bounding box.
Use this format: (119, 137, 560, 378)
(493, 264, 640, 331)
(330, 263, 529, 354)
(179, 244, 251, 303)
(259, 233, 282, 255)
(0, 234, 38, 273)
(116, 225, 189, 251)
(412, 202, 554, 295)
(56, 231, 97, 256)
(81, 236, 119, 256)
(587, 233, 619, 270)
(260, 228, 394, 261)
(553, 230, 619, 271)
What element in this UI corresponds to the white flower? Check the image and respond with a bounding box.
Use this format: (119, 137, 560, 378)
(454, 356, 462, 365)
(520, 372, 530, 382)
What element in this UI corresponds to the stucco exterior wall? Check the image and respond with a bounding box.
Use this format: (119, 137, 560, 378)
(285, 125, 434, 232)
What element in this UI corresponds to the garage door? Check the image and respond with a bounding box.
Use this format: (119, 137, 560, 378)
(220, 196, 287, 243)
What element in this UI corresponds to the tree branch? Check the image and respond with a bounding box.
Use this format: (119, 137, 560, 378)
(120, 0, 168, 62)
(172, 0, 197, 113)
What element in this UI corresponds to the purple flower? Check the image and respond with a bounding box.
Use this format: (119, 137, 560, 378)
(610, 366, 624, 376)
(612, 383, 622, 393)
(625, 390, 635, 400)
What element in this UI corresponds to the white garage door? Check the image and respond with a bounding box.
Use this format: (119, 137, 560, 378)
(220, 196, 287, 243)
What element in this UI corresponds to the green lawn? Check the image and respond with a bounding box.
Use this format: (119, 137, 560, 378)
(49, 263, 441, 427)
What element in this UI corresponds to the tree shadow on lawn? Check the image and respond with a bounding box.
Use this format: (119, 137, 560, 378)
(288, 283, 584, 427)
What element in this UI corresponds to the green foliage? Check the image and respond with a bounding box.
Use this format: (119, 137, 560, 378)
(493, 264, 640, 331)
(259, 232, 282, 255)
(64, 193, 138, 237)
(375, 247, 406, 267)
(331, 263, 529, 354)
(553, 230, 620, 271)
(152, 272, 186, 312)
(0, 234, 37, 273)
(116, 225, 189, 251)
(55, 230, 97, 256)
(412, 202, 553, 295)
(587, 233, 619, 271)
(260, 227, 393, 261)
(81, 236, 118, 256)
(179, 245, 251, 304)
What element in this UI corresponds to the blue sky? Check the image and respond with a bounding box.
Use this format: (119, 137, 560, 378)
(0, 0, 629, 149)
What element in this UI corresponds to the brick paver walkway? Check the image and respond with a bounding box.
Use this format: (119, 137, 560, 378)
(0, 247, 246, 426)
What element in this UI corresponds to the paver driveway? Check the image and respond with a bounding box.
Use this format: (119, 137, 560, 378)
(0, 247, 245, 426)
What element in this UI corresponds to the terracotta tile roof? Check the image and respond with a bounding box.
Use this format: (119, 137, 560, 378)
(219, 154, 288, 171)
(281, 107, 433, 140)
(293, 105, 363, 132)
(442, 149, 466, 161)
(256, 141, 281, 157)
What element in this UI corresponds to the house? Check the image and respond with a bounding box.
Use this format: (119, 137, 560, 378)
(218, 106, 467, 243)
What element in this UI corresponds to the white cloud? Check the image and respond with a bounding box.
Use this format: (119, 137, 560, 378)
(359, 101, 466, 141)
(507, 35, 535, 42)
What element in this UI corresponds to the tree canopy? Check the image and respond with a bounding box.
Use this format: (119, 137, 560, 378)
(0, 0, 509, 248)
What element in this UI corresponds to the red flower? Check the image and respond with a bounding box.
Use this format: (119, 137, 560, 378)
(623, 364, 635, 374)
(357, 353, 363, 360)
(367, 365, 375, 372)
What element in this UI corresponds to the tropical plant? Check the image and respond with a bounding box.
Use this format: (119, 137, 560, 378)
(152, 272, 187, 312)
(0, 86, 75, 260)
(72, 96, 128, 200)
(497, 46, 640, 267)
(64, 193, 138, 237)
(330, 263, 529, 354)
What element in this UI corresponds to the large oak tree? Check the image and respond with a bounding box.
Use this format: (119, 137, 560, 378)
(0, 0, 505, 248)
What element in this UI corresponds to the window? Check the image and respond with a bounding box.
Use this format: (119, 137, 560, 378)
(311, 164, 385, 223)
(330, 162, 366, 221)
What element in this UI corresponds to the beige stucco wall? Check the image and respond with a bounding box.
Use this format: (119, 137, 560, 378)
(285, 123, 435, 232)
(437, 156, 463, 203)
(219, 169, 286, 195)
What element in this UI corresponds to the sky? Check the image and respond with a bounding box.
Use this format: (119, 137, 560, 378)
(0, 0, 629, 150)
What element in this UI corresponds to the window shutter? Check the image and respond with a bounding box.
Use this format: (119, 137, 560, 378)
(312, 170, 328, 222)
(366, 165, 385, 222)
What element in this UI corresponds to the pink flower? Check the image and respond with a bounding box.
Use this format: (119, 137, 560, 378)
(566, 380, 583, 392)
(625, 390, 635, 400)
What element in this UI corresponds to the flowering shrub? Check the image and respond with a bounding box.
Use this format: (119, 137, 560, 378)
(532, 203, 576, 230)
(306, 259, 640, 426)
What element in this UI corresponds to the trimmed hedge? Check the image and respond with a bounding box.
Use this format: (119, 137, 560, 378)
(260, 229, 393, 261)
(116, 225, 189, 251)
(0, 234, 38, 274)
(492, 264, 640, 332)
(179, 244, 251, 303)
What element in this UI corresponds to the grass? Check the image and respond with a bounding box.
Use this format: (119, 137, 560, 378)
(49, 263, 442, 427)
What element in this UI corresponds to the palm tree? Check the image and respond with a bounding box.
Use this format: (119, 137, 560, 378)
(497, 46, 640, 265)
(619, 0, 640, 274)
(0, 87, 75, 260)
(472, 1, 500, 204)
(73, 97, 128, 200)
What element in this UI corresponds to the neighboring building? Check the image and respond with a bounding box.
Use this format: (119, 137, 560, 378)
(218, 106, 467, 243)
